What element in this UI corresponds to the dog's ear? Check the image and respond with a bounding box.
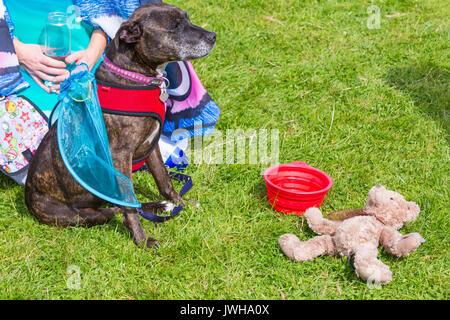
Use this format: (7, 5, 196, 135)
(119, 21, 143, 44)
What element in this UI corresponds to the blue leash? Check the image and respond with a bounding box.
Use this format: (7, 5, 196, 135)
(135, 165, 193, 223)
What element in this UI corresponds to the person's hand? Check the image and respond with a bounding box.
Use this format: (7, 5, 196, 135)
(58, 30, 108, 92)
(65, 29, 108, 71)
(64, 49, 98, 71)
(41, 49, 94, 93)
(13, 38, 69, 93)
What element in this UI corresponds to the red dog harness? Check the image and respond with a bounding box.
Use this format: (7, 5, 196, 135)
(95, 57, 193, 223)
(97, 80, 166, 171)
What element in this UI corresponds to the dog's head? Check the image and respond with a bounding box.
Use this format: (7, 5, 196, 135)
(116, 3, 216, 66)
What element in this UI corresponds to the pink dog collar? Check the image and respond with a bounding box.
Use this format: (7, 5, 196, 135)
(102, 55, 166, 87)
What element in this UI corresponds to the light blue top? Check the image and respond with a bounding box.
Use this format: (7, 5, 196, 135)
(4, 0, 100, 115)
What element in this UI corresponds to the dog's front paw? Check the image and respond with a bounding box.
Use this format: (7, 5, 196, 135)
(141, 201, 176, 213)
(160, 201, 176, 212)
(146, 237, 160, 249)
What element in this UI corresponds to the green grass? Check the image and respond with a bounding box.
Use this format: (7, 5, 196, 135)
(0, 0, 449, 299)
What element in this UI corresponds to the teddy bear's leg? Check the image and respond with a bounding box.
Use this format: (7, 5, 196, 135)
(304, 207, 342, 235)
(353, 244, 392, 285)
(380, 226, 424, 257)
(279, 234, 336, 262)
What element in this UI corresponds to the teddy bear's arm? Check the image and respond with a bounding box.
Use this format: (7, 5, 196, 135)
(304, 207, 342, 235)
(380, 226, 423, 257)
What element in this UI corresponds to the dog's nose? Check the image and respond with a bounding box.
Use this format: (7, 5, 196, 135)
(206, 32, 216, 43)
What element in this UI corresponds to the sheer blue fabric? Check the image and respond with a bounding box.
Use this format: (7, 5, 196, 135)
(56, 63, 140, 207)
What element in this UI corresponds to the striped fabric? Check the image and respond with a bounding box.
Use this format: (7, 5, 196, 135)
(74, 0, 161, 38)
(0, 0, 28, 96)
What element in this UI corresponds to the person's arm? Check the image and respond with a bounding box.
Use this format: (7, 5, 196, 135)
(13, 37, 69, 93)
(13, 29, 108, 93)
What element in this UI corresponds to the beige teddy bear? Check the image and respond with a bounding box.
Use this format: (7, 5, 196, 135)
(279, 185, 424, 284)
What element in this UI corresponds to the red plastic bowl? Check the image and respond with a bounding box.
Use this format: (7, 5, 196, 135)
(263, 161, 333, 215)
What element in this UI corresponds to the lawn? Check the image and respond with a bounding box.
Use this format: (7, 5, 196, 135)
(0, 0, 448, 299)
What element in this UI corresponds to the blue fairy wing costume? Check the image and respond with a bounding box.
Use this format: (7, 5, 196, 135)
(56, 63, 140, 207)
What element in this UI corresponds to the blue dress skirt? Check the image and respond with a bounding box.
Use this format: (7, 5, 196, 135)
(4, 0, 98, 116)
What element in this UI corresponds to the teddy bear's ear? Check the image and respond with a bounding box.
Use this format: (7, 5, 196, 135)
(367, 185, 388, 205)
(367, 186, 378, 200)
(404, 201, 420, 223)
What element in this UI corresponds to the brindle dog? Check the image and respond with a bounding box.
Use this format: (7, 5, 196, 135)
(24, 3, 216, 248)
